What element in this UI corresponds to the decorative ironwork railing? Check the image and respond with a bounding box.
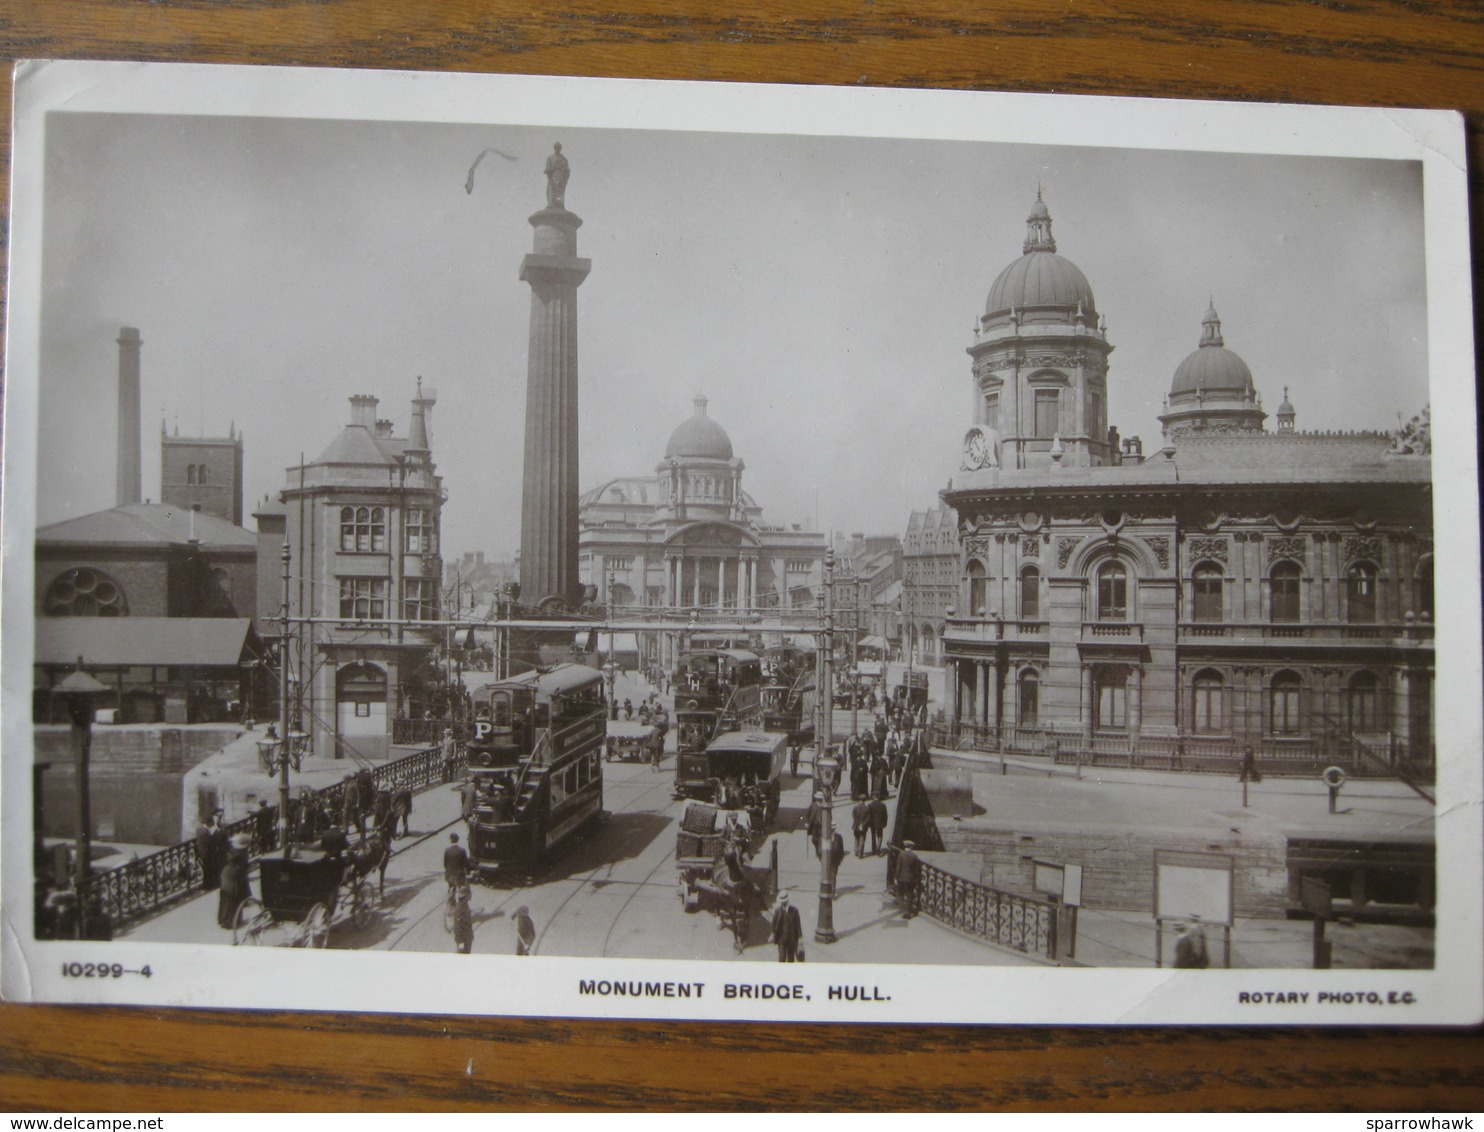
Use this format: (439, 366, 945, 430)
(78, 740, 462, 931)
(918, 861, 1059, 960)
(392, 717, 477, 745)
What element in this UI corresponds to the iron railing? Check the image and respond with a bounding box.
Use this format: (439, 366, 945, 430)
(78, 740, 461, 930)
(391, 718, 477, 745)
(918, 860, 1059, 960)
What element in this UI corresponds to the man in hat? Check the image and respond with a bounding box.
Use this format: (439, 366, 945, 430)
(851, 798, 870, 858)
(770, 892, 803, 963)
(443, 832, 469, 891)
(895, 839, 922, 919)
(514, 905, 537, 955)
(804, 792, 825, 860)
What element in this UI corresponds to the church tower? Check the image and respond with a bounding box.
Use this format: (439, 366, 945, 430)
(965, 192, 1116, 470)
(518, 144, 592, 608)
(161, 422, 245, 525)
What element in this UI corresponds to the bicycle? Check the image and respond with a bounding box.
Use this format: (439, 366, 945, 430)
(445, 880, 475, 954)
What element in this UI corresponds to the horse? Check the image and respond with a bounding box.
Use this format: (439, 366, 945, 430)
(346, 828, 391, 899)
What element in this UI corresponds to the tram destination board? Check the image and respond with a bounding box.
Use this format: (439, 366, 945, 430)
(1, 61, 1478, 1026)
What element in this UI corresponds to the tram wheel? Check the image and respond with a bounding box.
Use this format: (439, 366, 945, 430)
(302, 903, 330, 949)
(232, 898, 267, 947)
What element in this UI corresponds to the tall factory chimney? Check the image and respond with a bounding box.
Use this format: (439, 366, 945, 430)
(517, 144, 591, 607)
(115, 327, 142, 507)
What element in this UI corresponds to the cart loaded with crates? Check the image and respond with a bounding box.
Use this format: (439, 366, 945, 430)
(675, 800, 778, 953)
(231, 848, 376, 948)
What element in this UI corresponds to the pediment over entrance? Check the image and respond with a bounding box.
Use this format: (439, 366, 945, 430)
(666, 521, 759, 549)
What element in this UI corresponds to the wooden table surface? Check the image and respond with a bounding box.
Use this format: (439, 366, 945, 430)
(2, 0, 1482, 1112)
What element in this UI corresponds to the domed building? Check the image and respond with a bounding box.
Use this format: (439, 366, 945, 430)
(964, 190, 1116, 472)
(1158, 304, 1267, 437)
(937, 192, 1434, 826)
(578, 396, 826, 669)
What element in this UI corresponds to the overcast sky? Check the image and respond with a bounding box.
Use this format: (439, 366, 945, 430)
(34, 111, 1428, 557)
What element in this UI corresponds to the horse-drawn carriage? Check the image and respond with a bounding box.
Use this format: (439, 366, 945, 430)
(231, 833, 389, 948)
(606, 720, 661, 764)
(675, 800, 780, 953)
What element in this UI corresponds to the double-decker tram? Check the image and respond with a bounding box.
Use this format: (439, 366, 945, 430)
(760, 647, 816, 764)
(672, 648, 764, 797)
(464, 663, 607, 880)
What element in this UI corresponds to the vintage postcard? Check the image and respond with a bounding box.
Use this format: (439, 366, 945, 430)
(3, 61, 1479, 1024)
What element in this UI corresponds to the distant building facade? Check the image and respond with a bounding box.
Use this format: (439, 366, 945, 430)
(940, 196, 1433, 768)
(901, 507, 959, 665)
(578, 396, 826, 667)
(260, 384, 444, 761)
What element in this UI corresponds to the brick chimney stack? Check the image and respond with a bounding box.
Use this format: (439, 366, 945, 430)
(115, 327, 142, 507)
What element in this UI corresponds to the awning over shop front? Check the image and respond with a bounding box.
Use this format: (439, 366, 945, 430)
(35, 617, 259, 669)
(859, 635, 888, 652)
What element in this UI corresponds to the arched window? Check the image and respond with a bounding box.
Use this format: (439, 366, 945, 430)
(1097, 561, 1128, 621)
(1270, 561, 1301, 623)
(186, 465, 197, 485)
(966, 560, 988, 616)
(1348, 672, 1381, 732)
(197, 465, 208, 485)
(1093, 665, 1128, 731)
(1192, 669, 1224, 733)
(1416, 554, 1434, 620)
(1018, 670, 1040, 727)
(1193, 562, 1223, 622)
(1347, 562, 1378, 623)
(1019, 565, 1040, 620)
(43, 567, 129, 617)
(1271, 671, 1303, 735)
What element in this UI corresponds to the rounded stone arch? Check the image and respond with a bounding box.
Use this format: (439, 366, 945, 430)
(43, 566, 130, 616)
(1065, 535, 1159, 579)
(1414, 551, 1434, 619)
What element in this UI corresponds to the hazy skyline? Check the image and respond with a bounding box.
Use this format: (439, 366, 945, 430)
(35, 112, 1428, 558)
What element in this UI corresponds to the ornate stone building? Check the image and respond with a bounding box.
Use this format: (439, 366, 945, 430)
(258, 384, 444, 762)
(578, 396, 826, 666)
(941, 196, 1433, 769)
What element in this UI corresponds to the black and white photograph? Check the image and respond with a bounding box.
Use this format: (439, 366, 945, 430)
(3, 61, 1479, 1024)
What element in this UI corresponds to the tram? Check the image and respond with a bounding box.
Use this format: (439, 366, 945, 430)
(464, 663, 607, 880)
(672, 649, 764, 794)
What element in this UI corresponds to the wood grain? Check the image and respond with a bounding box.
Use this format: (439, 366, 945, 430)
(3, 0, 1483, 1112)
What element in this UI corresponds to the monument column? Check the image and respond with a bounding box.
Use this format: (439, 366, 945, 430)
(518, 144, 592, 607)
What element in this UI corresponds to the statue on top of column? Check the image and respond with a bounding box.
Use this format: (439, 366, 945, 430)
(544, 143, 570, 209)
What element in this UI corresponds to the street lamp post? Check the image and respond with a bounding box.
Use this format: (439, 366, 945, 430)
(815, 548, 837, 945)
(607, 571, 618, 718)
(278, 542, 294, 859)
(53, 661, 110, 923)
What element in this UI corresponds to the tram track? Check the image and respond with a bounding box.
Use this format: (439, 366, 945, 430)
(382, 761, 682, 955)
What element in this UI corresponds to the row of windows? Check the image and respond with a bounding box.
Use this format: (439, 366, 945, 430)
(338, 506, 439, 555)
(966, 559, 1430, 624)
(183, 464, 212, 485)
(983, 387, 1102, 441)
(337, 577, 437, 621)
(1011, 667, 1389, 734)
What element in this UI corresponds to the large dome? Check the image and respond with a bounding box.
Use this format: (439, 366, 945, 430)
(1170, 305, 1255, 396)
(664, 395, 733, 460)
(984, 192, 1097, 320)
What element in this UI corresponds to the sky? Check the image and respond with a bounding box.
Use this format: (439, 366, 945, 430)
(32, 110, 1429, 559)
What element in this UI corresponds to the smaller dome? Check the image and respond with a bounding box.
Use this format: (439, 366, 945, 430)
(664, 395, 733, 460)
(1170, 305, 1255, 396)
